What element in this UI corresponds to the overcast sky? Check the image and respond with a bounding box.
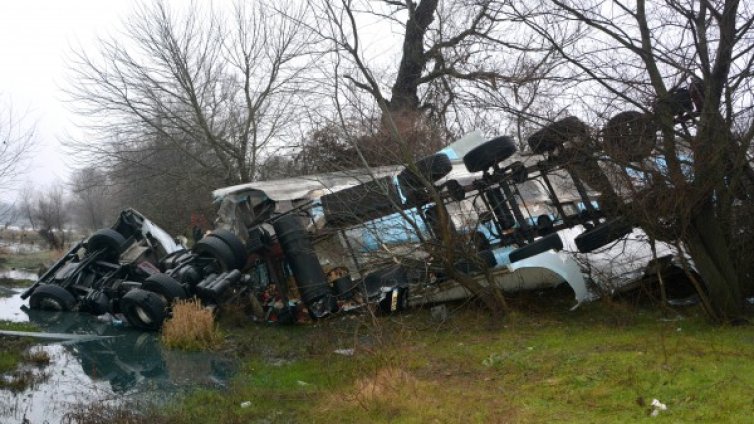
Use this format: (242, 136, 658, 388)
(0, 0, 401, 204)
(0, 1, 141, 202)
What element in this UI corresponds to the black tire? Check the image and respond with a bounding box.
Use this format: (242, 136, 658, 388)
(119, 288, 168, 331)
(399, 153, 452, 183)
(321, 176, 402, 227)
(398, 153, 453, 200)
(194, 236, 238, 272)
(29, 284, 77, 311)
(463, 136, 517, 172)
(87, 229, 127, 260)
(398, 153, 453, 187)
(207, 229, 247, 269)
(508, 233, 563, 264)
(602, 111, 656, 162)
(574, 218, 633, 253)
(142, 273, 188, 304)
(527, 116, 590, 154)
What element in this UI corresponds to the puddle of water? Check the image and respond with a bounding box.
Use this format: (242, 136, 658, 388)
(0, 289, 31, 322)
(0, 292, 237, 423)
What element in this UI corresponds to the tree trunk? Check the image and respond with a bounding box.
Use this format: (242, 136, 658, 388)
(685, 205, 743, 320)
(388, 0, 438, 113)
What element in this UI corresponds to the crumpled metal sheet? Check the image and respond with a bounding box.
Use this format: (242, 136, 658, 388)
(212, 165, 403, 203)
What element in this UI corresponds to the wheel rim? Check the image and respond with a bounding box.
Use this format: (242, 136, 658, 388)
(135, 306, 153, 325)
(40, 298, 63, 311)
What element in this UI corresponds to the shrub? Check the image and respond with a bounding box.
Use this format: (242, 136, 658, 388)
(161, 298, 222, 351)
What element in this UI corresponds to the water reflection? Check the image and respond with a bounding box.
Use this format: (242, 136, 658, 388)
(0, 300, 236, 423)
(0, 288, 29, 322)
(26, 309, 236, 392)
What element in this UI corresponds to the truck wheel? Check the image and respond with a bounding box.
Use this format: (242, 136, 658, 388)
(119, 288, 167, 331)
(574, 219, 633, 253)
(398, 153, 453, 199)
(194, 236, 238, 272)
(29, 284, 76, 311)
(508, 233, 564, 264)
(463, 136, 517, 172)
(142, 273, 188, 304)
(87, 229, 127, 260)
(527, 116, 590, 154)
(602, 111, 656, 162)
(207, 229, 248, 269)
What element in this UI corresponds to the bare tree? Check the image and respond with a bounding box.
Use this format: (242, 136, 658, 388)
(306, 0, 563, 139)
(69, 167, 116, 232)
(21, 185, 69, 250)
(511, 0, 754, 320)
(276, 0, 566, 315)
(0, 97, 36, 193)
(67, 0, 313, 186)
(0, 201, 19, 229)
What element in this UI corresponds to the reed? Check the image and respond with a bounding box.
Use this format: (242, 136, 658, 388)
(161, 298, 222, 351)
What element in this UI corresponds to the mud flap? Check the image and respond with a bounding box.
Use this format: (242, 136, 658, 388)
(378, 286, 409, 313)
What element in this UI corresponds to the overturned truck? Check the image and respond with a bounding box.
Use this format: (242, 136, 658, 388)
(21, 209, 262, 329)
(25, 118, 701, 330)
(212, 127, 699, 319)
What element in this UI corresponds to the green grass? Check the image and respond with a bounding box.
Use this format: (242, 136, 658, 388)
(0, 249, 59, 270)
(0, 321, 38, 332)
(0, 277, 35, 287)
(146, 295, 754, 423)
(0, 321, 40, 374)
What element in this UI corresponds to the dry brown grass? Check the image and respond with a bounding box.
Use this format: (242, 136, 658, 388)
(61, 402, 165, 424)
(23, 347, 51, 366)
(352, 367, 417, 404)
(161, 298, 223, 351)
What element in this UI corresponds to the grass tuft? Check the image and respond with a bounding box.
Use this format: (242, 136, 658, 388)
(161, 298, 223, 351)
(23, 347, 51, 366)
(61, 402, 160, 424)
